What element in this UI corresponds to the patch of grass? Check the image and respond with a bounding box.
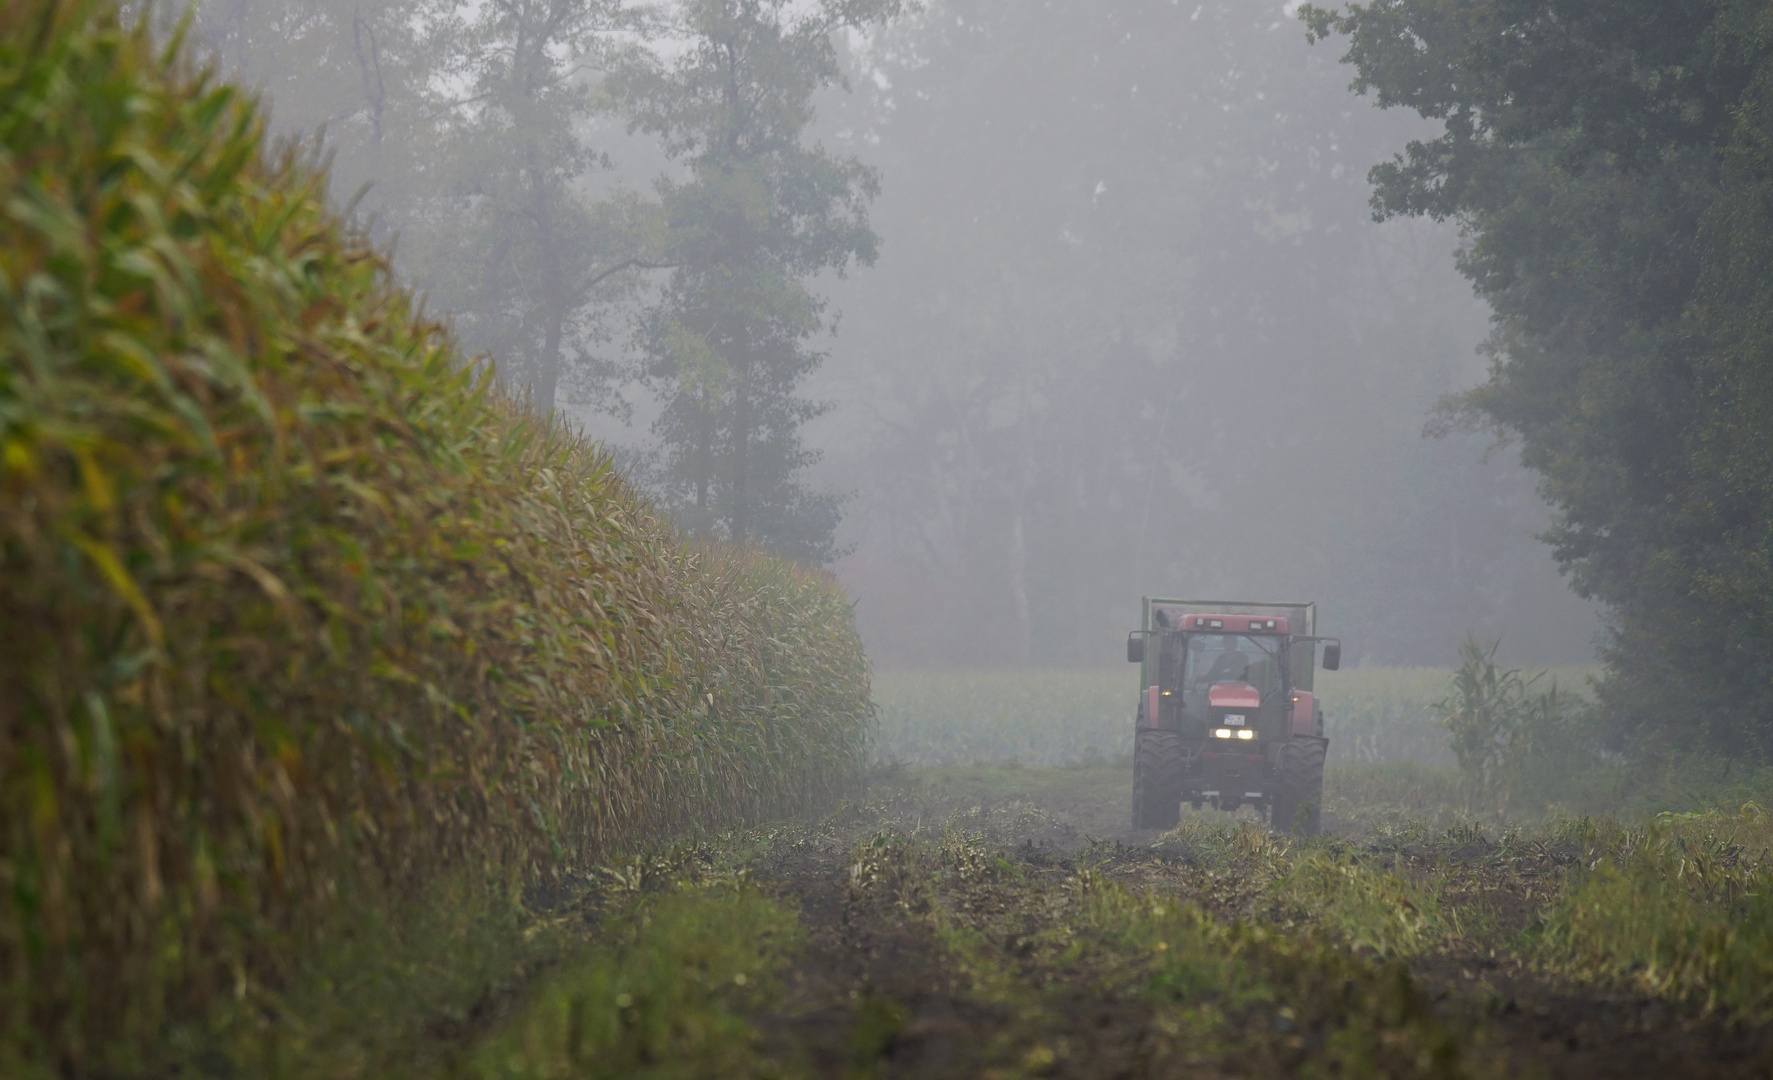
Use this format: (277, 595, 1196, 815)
(152, 872, 557, 1079)
(1152, 817, 1294, 872)
(855, 763, 1773, 1054)
(1072, 876, 1485, 1079)
(1268, 848, 1447, 959)
(1144, 816, 1452, 959)
(467, 881, 802, 1080)
(1538, 805, 1773, 1017)
(1324, 761, 1473, 830)
(130, 847, 806, 1079)
(841, 814, 1497, 1079)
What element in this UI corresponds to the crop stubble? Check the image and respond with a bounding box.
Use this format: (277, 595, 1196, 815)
(360, 764, 1773, 1080)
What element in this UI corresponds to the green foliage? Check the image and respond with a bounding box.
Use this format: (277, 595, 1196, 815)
(409, 0, 658, 415)
(468, 880, 800, 1080)
(611, 0, 901, 562)
(1270, 850, 1445, 959)
(170, 869, 562, 1079)
(1433, 639, 1586, 811)
(1301, 0, 1773, 752)
(1540, 806, 1773, 1018)
(1321, 761, 1472, 831)
(0, 1, 869, 1068)
(1073, 879, 1471, 1078)
(842, 814, 1490, 1079)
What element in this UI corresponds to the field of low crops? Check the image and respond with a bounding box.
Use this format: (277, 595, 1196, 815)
(873, 665, 1597, 769)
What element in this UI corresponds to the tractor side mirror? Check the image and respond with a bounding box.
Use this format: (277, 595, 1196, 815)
(1322, 643, 1341, 671)
(1127, 634, 1145, 664)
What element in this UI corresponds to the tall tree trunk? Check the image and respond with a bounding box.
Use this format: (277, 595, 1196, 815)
(1009, 367, 1036, 666)
(695, 387, 713, 517)
(536, 302, 563, 415)
(533, 198, 564, 415)
(1009, 511, 1032, 667)
(536, 234, 563, 414)
(732, 368, 751, 544)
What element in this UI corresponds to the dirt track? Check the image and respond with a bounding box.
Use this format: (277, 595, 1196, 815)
(732, 765, 1773, 1080)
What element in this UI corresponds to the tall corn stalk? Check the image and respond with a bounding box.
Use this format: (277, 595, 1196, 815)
(1434, 639, 1579, 813)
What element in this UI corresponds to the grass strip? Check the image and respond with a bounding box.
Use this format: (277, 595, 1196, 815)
(468, 880, 803, 1080)
(1536, 806, 1773, 1018)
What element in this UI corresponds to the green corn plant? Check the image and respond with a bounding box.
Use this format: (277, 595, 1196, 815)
(1434, 639, 1584, 813)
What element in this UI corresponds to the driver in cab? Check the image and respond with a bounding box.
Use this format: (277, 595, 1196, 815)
(1201, 638, 1251, 685)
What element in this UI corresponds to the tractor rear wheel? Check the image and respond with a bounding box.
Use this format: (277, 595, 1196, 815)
(1271, 736, 1326, 836)
(1133, 728, 1184, 830)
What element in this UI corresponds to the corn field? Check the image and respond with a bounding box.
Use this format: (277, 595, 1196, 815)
(0, 2, 870, 1069)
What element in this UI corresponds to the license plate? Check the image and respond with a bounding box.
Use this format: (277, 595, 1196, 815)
(1223, 714, 1245, 726)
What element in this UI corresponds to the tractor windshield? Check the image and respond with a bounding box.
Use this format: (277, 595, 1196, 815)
(1180, 633, 1284, 715)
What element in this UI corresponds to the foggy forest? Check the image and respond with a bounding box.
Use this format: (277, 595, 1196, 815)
(187, 0, 1604, 670)
(8, 0, 1773, 1076)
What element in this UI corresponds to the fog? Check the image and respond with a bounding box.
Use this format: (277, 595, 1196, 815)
(183, 0, 1600, 670)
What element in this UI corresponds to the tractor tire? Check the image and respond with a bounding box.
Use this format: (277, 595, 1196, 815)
(1271, 736, 1326, 837)
(1133, 728, 1184, 831)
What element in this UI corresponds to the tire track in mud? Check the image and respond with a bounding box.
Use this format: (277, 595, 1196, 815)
(738, 769, 1773, 1080)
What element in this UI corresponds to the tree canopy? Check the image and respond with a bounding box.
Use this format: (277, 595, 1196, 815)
(612, 0, 900, 561)
(1305, 0, 1773, 750)
(184, 0, 884, 562)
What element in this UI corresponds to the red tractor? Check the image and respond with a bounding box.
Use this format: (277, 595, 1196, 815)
(1126, 599, 1341, 835)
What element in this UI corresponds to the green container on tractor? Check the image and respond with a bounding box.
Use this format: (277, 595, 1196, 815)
(1126, 598, 1341, 835)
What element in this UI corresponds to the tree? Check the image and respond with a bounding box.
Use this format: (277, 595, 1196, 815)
(610, 0, 900, 562)
(412, 0, 660, 414)
(180, 0, 447, 220)
(183, 0, 659, 415)
(1303, 0, 1773, 751)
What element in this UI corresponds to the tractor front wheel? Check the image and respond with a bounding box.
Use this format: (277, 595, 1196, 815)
(1270, 736, 1326, 836)
(1133, 728, 1184, 830)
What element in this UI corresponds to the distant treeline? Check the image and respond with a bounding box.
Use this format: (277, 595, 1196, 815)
(1306, 0, 1773, 754)
(0, 2, 869, 1069)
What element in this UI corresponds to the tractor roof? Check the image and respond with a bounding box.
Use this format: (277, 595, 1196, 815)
(1174, 614, 1290, 634)
(1145, 598, 1314, 636)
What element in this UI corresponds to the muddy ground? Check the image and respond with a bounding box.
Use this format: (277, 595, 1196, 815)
(728, 763, 1773, 1080)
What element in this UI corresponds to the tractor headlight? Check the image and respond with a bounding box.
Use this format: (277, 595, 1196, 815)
(1213, 728, 1233, 739)
(1236, 728, 1255, 740)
